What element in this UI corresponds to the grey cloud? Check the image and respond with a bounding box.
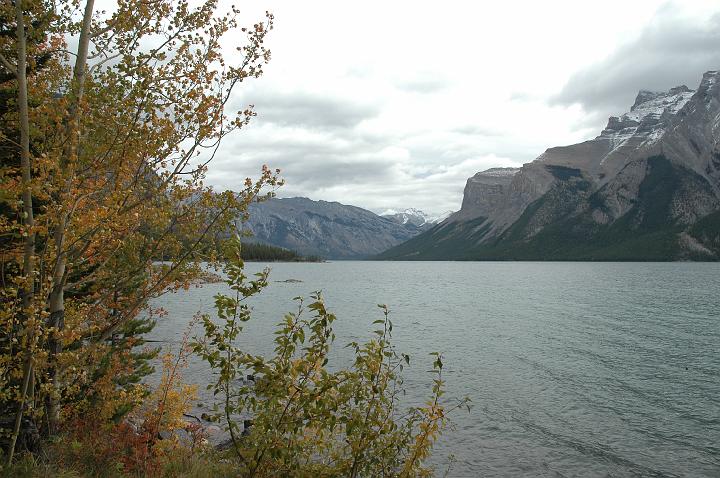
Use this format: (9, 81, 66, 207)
(236, 90, 380, 130)
(278, 158, 394, 188)
(206, 127, 396, 194)
(206, 102, 542, 214)
(208, 77, 532, 214)
(395, 76, 447, 94)
(205, 123, 484, 214)
(552, 5, 720, 124)
(453, 125, 502, 137)
(509, 91, 535, 102)
(404, 134, 537, 166)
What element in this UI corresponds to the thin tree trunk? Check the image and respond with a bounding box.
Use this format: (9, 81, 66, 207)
(7, 358, 32, 465)
(45, 0, 95, 435)
(7, 0, 35, 465)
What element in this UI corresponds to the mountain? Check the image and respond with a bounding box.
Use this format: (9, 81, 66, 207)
(380, 208, 454, 229)
(378, 71, 720, 261)
(242, 197, 427, 259)
(380, 208, 432, 228)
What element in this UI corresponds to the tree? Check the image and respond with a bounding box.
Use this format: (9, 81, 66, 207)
(0, 0, 280, 463)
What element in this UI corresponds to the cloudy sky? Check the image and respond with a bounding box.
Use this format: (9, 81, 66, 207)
(207, 0, 720, 216)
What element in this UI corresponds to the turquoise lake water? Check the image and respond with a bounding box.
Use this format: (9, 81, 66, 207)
(147, 261, 720, 477)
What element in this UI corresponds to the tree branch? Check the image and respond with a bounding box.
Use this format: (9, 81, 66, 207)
(0, 51, 17, 76)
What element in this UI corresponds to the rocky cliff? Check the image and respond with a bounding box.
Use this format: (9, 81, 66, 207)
(378, 70, 720, 261)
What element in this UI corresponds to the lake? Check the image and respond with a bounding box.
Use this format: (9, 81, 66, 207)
(147, 261, 720, 477)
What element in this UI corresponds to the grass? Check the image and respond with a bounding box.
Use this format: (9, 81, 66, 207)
(2, 440, 238, 478)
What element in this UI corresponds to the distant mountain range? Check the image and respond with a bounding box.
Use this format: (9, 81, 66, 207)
(242, 198, 440, 259)
(379, 208, 453, 228)
(379, 70, 720, 261)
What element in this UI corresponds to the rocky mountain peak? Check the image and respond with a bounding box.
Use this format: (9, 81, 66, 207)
(380, 208, 451, 228)
(699, 70, 719, 88)
(623, 86, 694, 123)
(668, 85, 693, 95)
(631, 90, 664, 110)
(631, 85, 693, 111)
(594, 82, 698, 160)
(381, 69, 720, 261)
(695, 70, 720, 108)
(420, 69, 720, 257)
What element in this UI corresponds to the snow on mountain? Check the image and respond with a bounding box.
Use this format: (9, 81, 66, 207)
(626, 86, 694, 122)
(379, 208, 450, 227)
(380, 208, 429, 227)
(598, 85, 695, 153)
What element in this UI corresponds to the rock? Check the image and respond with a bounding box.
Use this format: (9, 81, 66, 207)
(158, 427, 195, 447)
(215, 437, 235, 451)
(241, 419, 253, 437)
(175, 428, 193, 446)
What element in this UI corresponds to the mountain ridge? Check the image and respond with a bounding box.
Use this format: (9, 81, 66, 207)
(378, 70, 720, 261)
(380, 208, 453, 228)
(241, 197, 429, 259)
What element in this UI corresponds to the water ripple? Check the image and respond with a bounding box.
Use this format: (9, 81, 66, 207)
(147, 261, 720, 477)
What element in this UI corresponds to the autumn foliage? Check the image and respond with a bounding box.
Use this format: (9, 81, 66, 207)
(0, 0, 279, 465)
(0, 1, 466, 476)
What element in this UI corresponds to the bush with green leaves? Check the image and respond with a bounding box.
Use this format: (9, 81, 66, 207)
(192, 237, 469, 477)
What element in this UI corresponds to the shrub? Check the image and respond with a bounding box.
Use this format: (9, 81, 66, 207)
(193, 236, 469, 477)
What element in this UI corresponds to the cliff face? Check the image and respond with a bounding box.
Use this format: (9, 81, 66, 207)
(449, 168, 520, 223)
(379, 71, 720, 261)
(242, 197, 426, 259)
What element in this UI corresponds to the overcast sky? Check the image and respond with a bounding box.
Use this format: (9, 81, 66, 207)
(206, 0, 720, 215)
